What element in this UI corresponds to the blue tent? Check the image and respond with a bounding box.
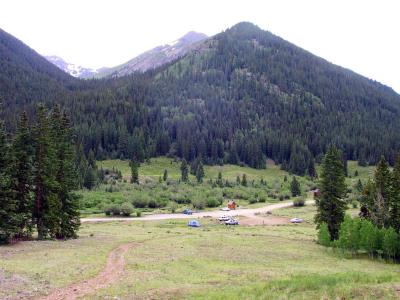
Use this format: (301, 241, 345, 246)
(188, 219, 201, 227)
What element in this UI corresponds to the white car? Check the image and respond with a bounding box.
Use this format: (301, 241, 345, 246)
(225, 218, 239, 225)
(218, 215, 231, 221)
(290, 218, 304, 223)
(220, 207, 230, 211)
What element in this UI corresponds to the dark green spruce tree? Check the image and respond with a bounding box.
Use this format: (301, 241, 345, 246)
(32, 105, 59, 239)
(373, 157, 392, 228)
(315, 145, 347, 240)
(216, 171, 223, 187)
(241, 174, 247, 187)
(11, 112, 33, 239)
(290, 176, 301, 197)
(51, 108, 80, 239)
(0, 120, 18, 243)
(196, 162, 205, 183)
(391, 154, 400, 232)
(180, 159, 189, 182)
(130, 158, 139, 184)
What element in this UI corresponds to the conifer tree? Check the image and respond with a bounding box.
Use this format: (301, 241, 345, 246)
(74, 143, 88, 189)
(315, 145, 347, 240)
(11, 112, 33, 238)
(236, 175, 241, 185)
(308, 158, 317, 179)
(32, 105, 58, 239)
(241, 174, 247, 187)
(87, 149, 97, 169)
(360, 157, 392, 228)
(130, 158, 139, 184)
(51, 110, 80, 239)
(195, 162, 204, 183)
(84, 166, 97, 189)
(180, 159, 189, 182)
(390, 153, 400, 232)
(0, 120, 18, 243)
(356, 179, 363, 193)
(290, 176, 301, 197)
(163, 169, 168, 181)
(216, 171, 223, 187)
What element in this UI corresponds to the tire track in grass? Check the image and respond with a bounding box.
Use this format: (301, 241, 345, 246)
(38, 242, 138, 300)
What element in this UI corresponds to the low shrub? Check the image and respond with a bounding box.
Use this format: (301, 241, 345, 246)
(293, 198, 305, 207)
(206, 197, 220, 208)
(120, 202, 134, 216)
(192, 199, 205, 210)
(111, 205, 121, 216)
(132, 195, 150, 208)
(249, 198, 258, 204)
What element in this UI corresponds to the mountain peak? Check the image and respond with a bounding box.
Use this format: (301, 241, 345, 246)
(96, 31, 208, 78)
(177, 31, 208, 44)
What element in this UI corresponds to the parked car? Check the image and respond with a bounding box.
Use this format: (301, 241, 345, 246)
(218, 215, 231, 221)
(290, 218, 304, 223)
(220, 207, 230, 211)
(183, 208, 193, 215)
(225, 218, 239, 225)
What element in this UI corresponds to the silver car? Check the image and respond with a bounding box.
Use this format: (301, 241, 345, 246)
(290, 218, 304, 223)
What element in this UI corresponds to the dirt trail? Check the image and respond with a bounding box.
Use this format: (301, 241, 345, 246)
(38, 242, 138, 300)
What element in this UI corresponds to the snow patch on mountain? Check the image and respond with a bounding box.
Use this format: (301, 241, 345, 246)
(44, 55, 102, 78)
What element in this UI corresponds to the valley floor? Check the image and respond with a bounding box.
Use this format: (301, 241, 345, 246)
(1, 203, 400, 299)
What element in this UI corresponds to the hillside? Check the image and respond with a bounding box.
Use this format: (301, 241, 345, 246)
(1, 23, 400, 174)
(145, 22, 400, 169)
(0, 28, 78, 126)
(95, 31, 207, 78)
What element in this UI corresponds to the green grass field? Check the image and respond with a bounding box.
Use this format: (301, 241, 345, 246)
(82, 157, 315, 215)
(83, 157, 375, 217)
(1, 206, 399, 299)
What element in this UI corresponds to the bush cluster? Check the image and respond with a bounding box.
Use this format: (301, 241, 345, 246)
(318, 216, 400, 260)
(104, 202, 136, 217)
(293, 198, 305, 207)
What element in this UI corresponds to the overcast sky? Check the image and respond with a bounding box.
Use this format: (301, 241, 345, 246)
(1, 0, 399, 92)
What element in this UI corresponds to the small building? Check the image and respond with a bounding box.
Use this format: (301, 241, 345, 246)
(227, 200, 237, 210)
(313, 189, 321, 198)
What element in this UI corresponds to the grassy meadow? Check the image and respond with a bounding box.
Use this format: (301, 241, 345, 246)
(79, 157, 375, 217)
(1, 205, 400, 299)
(1, 159, 396, 299)
(80, 157, 316, 216)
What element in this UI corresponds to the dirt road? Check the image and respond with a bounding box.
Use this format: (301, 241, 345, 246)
(82, 200, 314, 223)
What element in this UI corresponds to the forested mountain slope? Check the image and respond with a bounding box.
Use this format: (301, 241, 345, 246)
(0, 28, 78, 126)
(1, 23, 400, 174)
(144, 22, 400, 169)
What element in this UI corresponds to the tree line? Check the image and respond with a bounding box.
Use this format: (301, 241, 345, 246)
(0, 105, 80, 244)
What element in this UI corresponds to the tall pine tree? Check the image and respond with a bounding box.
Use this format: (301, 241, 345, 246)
(315, 145, 347, 240)
(51, 109, 80, 239)
(32, 105, 59, 239)
(180, 159, 189, 182)
(11, 112, 33, 239)
(391, 154, 400, 232)
(130, 158, 139, 184)
(0, 120, 18, 243)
